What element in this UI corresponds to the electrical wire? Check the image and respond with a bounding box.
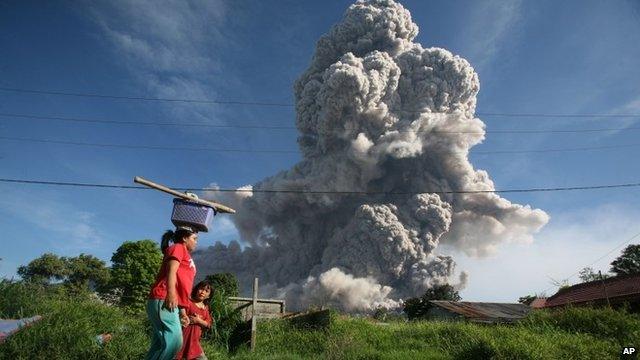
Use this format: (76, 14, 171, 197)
(539, 230, 640, 296)
(2, 135, 640, 155)
(1, 112, 640, 134)
(2, 177, 640, 195)
(1, 86, 639, 118)
(0, 136, 298, 154)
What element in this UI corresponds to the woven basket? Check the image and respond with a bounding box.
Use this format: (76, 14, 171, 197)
(171, 198, 216, 232)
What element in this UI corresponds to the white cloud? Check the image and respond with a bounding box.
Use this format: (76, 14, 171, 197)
(0, 190, 104, 252)
(460, 0, 523, 72)
(604, 96, 640, 132)
(87, 0, 230, 128)
(452, 203, 640, 302)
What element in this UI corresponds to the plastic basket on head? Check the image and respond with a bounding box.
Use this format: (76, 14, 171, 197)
(171, 198, 216, 232)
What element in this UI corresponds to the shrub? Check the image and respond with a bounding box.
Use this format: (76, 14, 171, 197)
(207, 286, 243, 351)
(205, 272, 240, 297)
(522, 306, 640, 346)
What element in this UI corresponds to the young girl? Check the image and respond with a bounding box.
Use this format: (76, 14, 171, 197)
(175, 281, 213, 360)
(146, 226, 199, 360)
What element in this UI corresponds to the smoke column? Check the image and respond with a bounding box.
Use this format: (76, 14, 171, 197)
(195, 0, 549, 312)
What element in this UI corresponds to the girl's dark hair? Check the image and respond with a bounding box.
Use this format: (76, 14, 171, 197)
(161, 228, 194, 253)
(191, 280, 213, 304)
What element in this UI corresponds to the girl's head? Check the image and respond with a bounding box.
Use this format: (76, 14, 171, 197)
(191, 280, 212, 303)
(161, 226, 199, 253)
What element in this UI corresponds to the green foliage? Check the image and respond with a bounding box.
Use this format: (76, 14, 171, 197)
(578, 267, 608, 283)
(521, 306, 640, 346)
(610, 244, 640, 276)
(0, 280, 148, 360)
(66, 254, 111, 293)
(403, 284, 461, 320)
(208, 286, 244, 350)
(2, 279, 636, 360)
(373, 306, 389, 321)
(109, 239, 163, 310)
(17, 253, 69, 284)
(205, 272, 240, 297)
(16, 253, 111, 295)
(518, 295, 537, 305)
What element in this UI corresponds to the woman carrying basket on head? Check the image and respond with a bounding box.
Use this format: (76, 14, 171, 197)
(146, 226, 199, 360)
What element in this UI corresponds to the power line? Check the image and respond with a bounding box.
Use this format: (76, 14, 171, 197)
(2, 135, 640, 155)
(0, 87, 292, 107)
(477, 112, 639, 118)
(2, 112, 640, 134)
(473, 143, 640, 154)
(0, 136, 298, 154)
(0, 112, 296, 130)
(540, 230, 640, 295)
(1, 86, 639, 118)
(2, 177, 640, 194)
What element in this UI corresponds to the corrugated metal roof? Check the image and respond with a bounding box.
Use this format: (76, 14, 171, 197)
(428, 301, 531, 323)
(545, 273, 640, 308)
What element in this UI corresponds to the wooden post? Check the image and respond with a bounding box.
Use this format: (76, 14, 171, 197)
(598, 271, 611, 307)
(250, 277, 258, 351)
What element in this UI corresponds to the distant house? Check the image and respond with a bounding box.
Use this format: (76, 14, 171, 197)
(427, 301, 531, 324)
(529, 297, 547, 309)
(543, 273, 640, 311)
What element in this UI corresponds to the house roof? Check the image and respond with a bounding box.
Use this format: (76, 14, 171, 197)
(428, 301, 531, 323)
(0, 316, 42, 344)
(529, 298, 547, 309)
(544, 273, 640, 308)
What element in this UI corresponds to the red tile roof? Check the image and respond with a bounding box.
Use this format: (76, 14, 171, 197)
(544, 273, 640, 308)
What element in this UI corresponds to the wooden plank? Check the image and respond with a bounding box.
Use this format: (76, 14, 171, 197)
(229, 296, 285, 305)
(133, 176, 236, 214)
(250, 277, 258, 352)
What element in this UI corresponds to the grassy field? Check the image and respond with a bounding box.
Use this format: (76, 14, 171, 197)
(1, 280, 637, 359)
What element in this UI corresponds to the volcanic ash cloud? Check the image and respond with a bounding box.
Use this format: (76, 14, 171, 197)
(195, 0, 549, 312)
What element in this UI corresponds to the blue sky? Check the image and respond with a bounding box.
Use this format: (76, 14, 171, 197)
(1, 0, 640, 301)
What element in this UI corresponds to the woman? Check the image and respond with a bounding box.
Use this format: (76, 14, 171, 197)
(146, 226, 198, 360)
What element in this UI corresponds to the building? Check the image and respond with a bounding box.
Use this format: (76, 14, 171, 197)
(427, 301, 531, 324)
(543, 273, 640, 311)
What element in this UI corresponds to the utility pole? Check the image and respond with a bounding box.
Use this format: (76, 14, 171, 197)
(598, 271, 611, 308)
(250, 277, 258, 351)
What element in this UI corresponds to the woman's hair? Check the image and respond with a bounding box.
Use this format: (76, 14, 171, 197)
(161, 227, 195, 253)
(191, 280, 213, 304)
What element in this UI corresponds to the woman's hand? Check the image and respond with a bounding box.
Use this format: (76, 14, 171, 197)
(180, 313, 190, 327)
(163, 259, 180, 311)
(164, 291, 178, 311)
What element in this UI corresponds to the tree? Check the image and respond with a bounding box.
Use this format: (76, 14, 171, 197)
(518, 295, 537, 305)
(578, 267, 609, 283)
(403, 284, 461, 320)
(66, 254, 110, 292)
(204, 272, 240, 297)
(109, 240, 163, 309)
(17, 253, 69, 284)
(610, 244, 640, 276)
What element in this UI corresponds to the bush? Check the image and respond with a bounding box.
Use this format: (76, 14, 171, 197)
(522, 306, 640, 346)
(0, 280, 149, 360)
(207, 286, 243, 351)
(205, 272, 240, 297)
(403, 284, 461, 320)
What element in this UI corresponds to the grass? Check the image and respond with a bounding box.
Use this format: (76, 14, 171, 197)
(1, 280, 635, 359)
